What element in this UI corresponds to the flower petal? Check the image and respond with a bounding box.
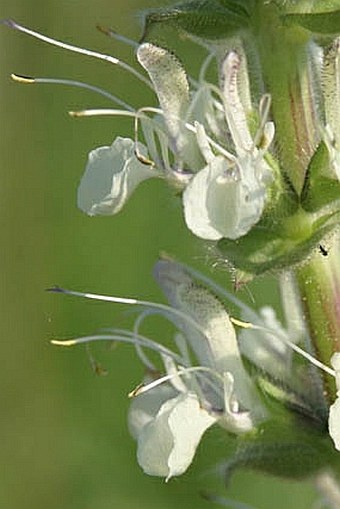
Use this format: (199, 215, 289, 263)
(136, 392, 216, 479)
(323, 38, 340, 146)
(239, 306, 293, 379)
(221, 372, 253, 433)
(221, 51, 252, 153)
(183, 155, 266, 240)
(329, 352, 340, 450)
(77, 137, 156, 216)
(153, 259, 265, 420)
(137, 43, 189, 154)
(128, 383, 176, 440)
(183, 162, 223, 240)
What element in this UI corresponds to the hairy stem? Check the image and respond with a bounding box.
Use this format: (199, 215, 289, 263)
(295, 239, 340, 402)
(253, 2, 318, 192)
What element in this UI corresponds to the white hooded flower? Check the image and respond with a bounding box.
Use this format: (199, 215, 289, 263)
(136, 45, 275, 240)
(51, 258, 340, 478)
(182, 52, 274, 240)
(6, 21, 276, 238)
(129, 390, 216, 480)
(125, 259, 266, 479)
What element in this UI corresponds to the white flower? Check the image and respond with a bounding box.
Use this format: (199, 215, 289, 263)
(7, 21, 275, 239)
(126, 259, 266, 479)
(136, 46, 275, 240)
(77, 137, 156, 215)
(129, 390, 216, 479)
(182, 53, 274, 240)
(51, 258, 340, 477)
(52, 259, 274, 479)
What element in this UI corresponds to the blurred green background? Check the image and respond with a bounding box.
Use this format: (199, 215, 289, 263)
(0, 1, 318, 508)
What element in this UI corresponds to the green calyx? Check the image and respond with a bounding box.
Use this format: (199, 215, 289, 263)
(226, 416, 338, 481)
(141, 0, 255, 41)
(141, 0, 340, 43)
(301, 142, 340, 212)
(281, 1, 340, 36)
(224, 371, 338, 481)
(218, 198, 339, 284)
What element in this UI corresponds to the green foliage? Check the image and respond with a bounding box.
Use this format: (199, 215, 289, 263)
(141, 0, 254, 41)
(226, 420, 338, 481)
(301, 143, 340, 212)
(282, 10, 340, 35)
(218, 206, 338, 283)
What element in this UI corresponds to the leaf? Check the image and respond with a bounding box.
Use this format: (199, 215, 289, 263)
(301, 142, 340, 212)
(282, 10, 340, 35)
(141, 0, 253, 41)
(218, 211, 338, 279)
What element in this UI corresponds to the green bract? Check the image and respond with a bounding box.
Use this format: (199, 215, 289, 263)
(281, 0, 340, 36)
(141, 0, 255, 41)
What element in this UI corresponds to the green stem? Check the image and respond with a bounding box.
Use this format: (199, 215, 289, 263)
(295, 240, 340, 402)
(250, 2, 340, 402)
(252, 2, 318, 192)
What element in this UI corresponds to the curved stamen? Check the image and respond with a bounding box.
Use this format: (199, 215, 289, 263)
(133, 310, 164, 371)
(52, 331, 184, 365)
(11, 74, 134, 111)
(4, 19, 153, 89)
(96, 25, 139, 49)
(134, 106, 166, 167)
(184, 120, 234, 160)
(252, 94, 272, 150)
(48, 286, 213, 348)
(133, 309, 193, 369)
(69, 108, 137, 118)
(198, 52, 216, 84)
(130, 365, 224, 399)
(232, 318, 336, 377)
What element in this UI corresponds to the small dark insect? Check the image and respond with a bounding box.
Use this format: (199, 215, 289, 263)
(319, 244, 328, 257)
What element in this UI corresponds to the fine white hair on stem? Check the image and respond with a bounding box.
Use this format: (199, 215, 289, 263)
(3, 19, 153, 89)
